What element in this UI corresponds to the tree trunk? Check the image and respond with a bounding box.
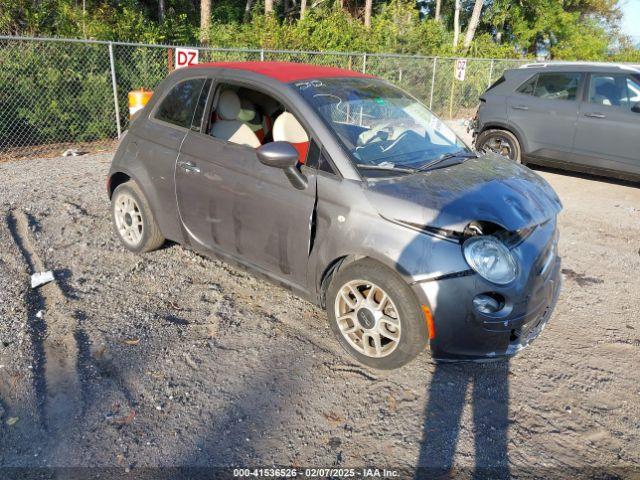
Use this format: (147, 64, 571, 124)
(265, 0, 273, 14)
(453, 0, 460, 50)
(244, 0, 254, 20)
(462, 0, 483, 49)
(364, 0, 372, 28)
(159, 0, 165, 21)
(300, 0, 307, 18)
(200, 0, 211, 45)
(434, 0, 441, 21)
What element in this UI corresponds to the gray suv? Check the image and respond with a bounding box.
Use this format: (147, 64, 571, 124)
(473, 63, 640, 181)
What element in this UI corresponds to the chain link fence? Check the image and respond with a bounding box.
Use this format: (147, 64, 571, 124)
(0, 35, 528, 161)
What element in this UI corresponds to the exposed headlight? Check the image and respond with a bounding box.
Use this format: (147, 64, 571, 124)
(463, 236, 518, 285)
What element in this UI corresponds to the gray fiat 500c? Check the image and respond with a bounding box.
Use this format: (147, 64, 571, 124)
(108, 62, 562, 369)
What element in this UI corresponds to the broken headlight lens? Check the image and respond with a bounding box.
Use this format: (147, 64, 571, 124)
(463, 236, 518, 285)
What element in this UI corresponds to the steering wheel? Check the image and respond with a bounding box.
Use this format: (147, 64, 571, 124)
(357, 120, 398, 147)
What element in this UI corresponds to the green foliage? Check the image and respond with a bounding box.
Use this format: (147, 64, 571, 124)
(2, 0, 636, 61)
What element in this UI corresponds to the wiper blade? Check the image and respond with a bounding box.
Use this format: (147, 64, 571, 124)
(417, 150, 477, 172)
(356, 164, 417, 173)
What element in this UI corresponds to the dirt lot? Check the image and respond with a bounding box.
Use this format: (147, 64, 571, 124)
(0, 152, 639, 478)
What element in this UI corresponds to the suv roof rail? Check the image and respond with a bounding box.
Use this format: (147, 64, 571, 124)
(519, 61, 640, 73)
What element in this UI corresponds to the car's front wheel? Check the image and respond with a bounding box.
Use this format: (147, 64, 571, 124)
(111, 181, 165, 253)
(476, 129, 522, 163)
(326, 259, 429, 370)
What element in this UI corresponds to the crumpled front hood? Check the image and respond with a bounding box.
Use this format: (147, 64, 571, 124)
(364, 153, 563, 232)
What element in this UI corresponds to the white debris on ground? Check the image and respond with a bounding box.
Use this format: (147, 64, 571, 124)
(30, 271, 54, 288)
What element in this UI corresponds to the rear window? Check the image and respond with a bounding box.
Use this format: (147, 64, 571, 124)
(155, 78, 206, 128)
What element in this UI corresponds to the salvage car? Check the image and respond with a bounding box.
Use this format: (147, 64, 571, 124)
(108, 62, 562, 369)
(473, 62, 640, 182)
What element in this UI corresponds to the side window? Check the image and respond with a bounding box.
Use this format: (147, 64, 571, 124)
(191, 79, 212, 132)
(627, 75, 640, 112)
(318, 150, 336, 175)
(533, 73, 580, 101)
(589, 73, 640, 111)
(305, 139, 321, 169)
(516, 75, 537, 95)
(155, 78, 205, 128)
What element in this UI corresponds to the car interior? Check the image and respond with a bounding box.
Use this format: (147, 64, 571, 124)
(207, 85, 310, 163)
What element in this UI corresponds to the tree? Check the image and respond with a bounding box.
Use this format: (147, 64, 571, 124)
(434, 0, 441, 21)
(463, 0, 483, 49)
(453, 0, 460, 50)
(200, 0, 211, 44)
(265, 0, 273, 14)
(159, 0, 165, 22)
(364, 0, 373, 28)
(300, 0, 307, 18)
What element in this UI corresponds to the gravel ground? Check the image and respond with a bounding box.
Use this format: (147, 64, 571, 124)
(0, 152, 638, 478)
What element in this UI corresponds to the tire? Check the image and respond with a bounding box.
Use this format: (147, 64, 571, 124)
(476, 128, 522, 163)
(111, 181, 165, 253)
(326, 258, 429, 370)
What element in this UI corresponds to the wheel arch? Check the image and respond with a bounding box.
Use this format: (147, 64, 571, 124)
(317, 253, 408, 309)
(107, 171, 131, 199)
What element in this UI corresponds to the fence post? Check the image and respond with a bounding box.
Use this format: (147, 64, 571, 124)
(108, 42, 122, 139)
(362, 52, 367, 74)
(487, 59, 494, 88)
(429, 57, 437, 110)
(260, 48, 265, 62)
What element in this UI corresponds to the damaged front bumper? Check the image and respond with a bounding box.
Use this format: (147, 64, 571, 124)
(411, 220, 561, 361)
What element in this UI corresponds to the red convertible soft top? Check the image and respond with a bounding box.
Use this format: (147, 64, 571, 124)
(191, 61, 374, 82)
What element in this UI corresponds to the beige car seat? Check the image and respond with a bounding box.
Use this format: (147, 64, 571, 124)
(238, 99, 266, 142)
(272, 111, 310, 163)
(210, 90, 261, 148)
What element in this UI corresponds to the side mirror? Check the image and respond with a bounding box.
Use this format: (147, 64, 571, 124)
(632, 102, 640, 114)
(256, 141, 307, 190)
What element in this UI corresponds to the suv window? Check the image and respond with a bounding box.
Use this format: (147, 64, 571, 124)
(534, 73, 580, 101)
(516, 75, 537, 95)
(588, 73, 640, 111)
(516, 72, 580, 101)
(155, 78, 206, 128)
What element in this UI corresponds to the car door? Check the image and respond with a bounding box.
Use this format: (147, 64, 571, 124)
(130, 76, 207, 237)
(175, 85, 317, 290)
(507, 71, 582, 162)
(572, 72, 640, 176)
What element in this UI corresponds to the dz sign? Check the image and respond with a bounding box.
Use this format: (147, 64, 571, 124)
(454, 58, 467, 81)
(175, 48, 199, 69)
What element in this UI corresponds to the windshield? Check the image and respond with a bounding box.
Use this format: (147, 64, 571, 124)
(293, 77, 470, 172)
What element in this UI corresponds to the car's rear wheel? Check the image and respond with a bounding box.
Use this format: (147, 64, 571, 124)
(111, 181, 165, 253)
(326, 258, 429, 370)
(476, 129, 522, 163)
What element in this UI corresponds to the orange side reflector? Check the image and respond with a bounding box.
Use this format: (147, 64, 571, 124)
(422, 305, 436, 340)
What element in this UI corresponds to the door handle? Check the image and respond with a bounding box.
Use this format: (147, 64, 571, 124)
(511, 104, 529, 111)
(584, 112, 606, 119)
(178, 161, 200, 173)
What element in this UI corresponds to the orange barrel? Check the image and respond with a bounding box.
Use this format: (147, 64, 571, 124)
(128, 88, 153, 118)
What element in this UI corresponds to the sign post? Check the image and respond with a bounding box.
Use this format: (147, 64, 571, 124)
(449, 58, 468, 119)
(175, 48, 199, 69)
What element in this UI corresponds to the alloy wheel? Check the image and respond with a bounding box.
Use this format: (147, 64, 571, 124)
(114, 192, 144, 247)
(334, 280, 401, 358)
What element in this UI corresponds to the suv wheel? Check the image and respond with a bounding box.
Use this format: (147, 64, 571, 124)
(111, 181, 165, 253)
(476, 129, 522, 163)
(326, 259, 429, 370)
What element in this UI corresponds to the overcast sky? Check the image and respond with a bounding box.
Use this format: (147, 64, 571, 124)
(620, 0, 640, 38)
